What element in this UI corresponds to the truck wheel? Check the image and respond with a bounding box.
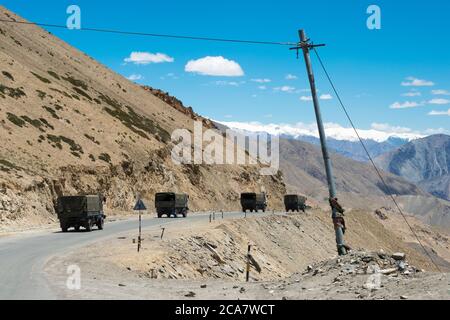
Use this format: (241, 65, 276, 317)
(97, 218, 104, 230)
(85, 220, 93, 232)
(62, 226, 68, 233)
(182, 209, 187, 218)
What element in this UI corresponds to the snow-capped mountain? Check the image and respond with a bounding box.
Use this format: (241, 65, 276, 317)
(215, 121, 423, 161)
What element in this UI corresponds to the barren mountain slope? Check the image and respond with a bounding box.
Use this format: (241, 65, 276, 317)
(0, 7, 285, 228)
(375, 134, 450, 201)
(280, 138, 424, 200)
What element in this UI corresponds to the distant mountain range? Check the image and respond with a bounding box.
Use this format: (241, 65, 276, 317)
(215, 121, 450, 227)
(375, 134, 450, 201)
(217, 121, 414, 161)
(288, 135, 409, 162)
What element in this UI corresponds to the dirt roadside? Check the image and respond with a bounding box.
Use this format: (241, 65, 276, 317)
(44, 210, 450, 300)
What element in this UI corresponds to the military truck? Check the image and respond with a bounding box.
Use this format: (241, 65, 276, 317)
(284, 194, 307, 212)
(240, 192, 267, 213)
(56, 195, 106, 232)
(155, 192, 189, 218)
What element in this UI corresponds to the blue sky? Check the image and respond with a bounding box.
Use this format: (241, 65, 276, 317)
(2, 0, 449, 137)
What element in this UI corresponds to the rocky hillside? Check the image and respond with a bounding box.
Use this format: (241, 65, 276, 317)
(279, 138, 424, 203)
(0, 7, 285, 228)
(142, 86, 217, 129)
(375, 134, 450, 201)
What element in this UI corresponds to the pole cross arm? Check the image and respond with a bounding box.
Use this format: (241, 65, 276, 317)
(290, 37, 325, 58)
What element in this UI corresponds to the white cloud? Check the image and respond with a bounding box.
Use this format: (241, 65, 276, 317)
(431, 90, 450, 96)
(300, 94, 332, 101)
(258, 85, 267, 90)
(428, 109, 450, 116)
(285, 74, 298, 80)
(402, 91, 421, 97)
(370, 123, 414, 134)
(251, 78, 271, 83)
(126, 74, 143, 81)
(185, 56, 244, 77)
(215, 80, 240, 87)
(423, 127, 450, 134)
(161, 73, 179, 80)
(124, 52, 174, 65)
(389, 101, 423, 109)
(274, 86, 295, 93)
(355, 92, 372, 99)
(216, 120, 427, 142)
(401, 77, 434, 87)
(428, 98, 450, 105)
(300, 95, 313, 101)
(320, 94, 333, 100)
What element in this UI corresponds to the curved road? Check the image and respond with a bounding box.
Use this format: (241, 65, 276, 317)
(0, 212, 244, 300)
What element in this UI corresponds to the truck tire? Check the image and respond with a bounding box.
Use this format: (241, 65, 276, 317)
(182, 210, 187, 218)
(85, 220, 93, 232)
(97, 218, 104, 230)
(62, 226, 68, 232)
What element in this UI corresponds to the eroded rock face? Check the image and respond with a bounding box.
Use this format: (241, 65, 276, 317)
(375, 134, 450, 201)
(142, 86, 217, 129)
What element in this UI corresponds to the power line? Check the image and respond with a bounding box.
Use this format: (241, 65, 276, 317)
(0, 18, 296, 46)
(312, 47, 443, 273)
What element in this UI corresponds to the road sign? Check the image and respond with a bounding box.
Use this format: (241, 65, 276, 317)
(133, 199, 147, 211)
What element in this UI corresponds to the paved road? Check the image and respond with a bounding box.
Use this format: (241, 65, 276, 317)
(0, 211, 246, 300)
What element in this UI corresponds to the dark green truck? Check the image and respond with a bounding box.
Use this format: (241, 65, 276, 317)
(56, 195, 106, 232)
(155, 192, 189, 218)
(284, 194, 307, 212)
(240, 192, 267, 213)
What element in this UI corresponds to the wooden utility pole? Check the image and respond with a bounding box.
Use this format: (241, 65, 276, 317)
(291, 30, 347, 256)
